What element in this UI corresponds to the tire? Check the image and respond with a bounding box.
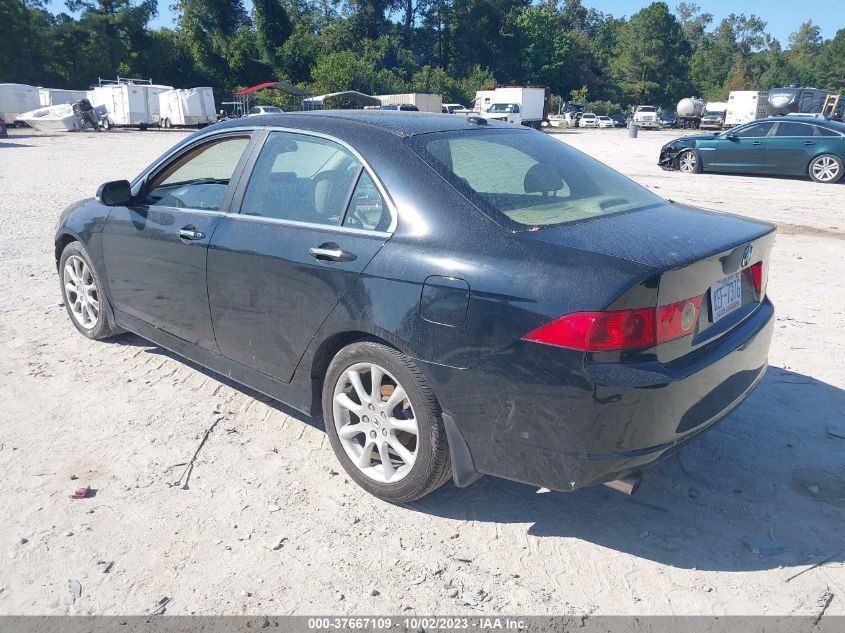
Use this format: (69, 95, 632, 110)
(101, 118, 112, 130)
(808, 154, 843, 184)
(59, 241, 118, 340)
(677, 148, 702, 174)
(323, 341, 452, 503)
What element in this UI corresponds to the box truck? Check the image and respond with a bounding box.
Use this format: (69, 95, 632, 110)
(724, 91, 768, 127)
(699, 101, 728, 130)
(475, 86, 549, 128)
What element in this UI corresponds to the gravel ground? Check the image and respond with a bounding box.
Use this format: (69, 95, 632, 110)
(0, 126, 843, 616)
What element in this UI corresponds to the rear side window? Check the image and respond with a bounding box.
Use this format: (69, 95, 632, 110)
(774, 122, 812, 137)
(814, 126, 839, 137)
(408, 129, 662, 229)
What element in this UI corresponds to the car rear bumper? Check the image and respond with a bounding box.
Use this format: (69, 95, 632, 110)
(426, 298, 774, 492)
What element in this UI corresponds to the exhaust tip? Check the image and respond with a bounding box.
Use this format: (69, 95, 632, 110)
(603, 475, 642, 495)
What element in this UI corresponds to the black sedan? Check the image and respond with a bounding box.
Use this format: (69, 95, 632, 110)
(56, 111, 775, 502)
(659, 116, 845, 183)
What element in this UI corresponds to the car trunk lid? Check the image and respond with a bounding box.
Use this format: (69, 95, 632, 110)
(521, 202, 775, 361)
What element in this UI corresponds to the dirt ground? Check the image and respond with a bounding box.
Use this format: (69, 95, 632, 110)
(0, 125, 843, 617)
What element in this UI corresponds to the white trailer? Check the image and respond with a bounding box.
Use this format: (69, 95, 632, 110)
(88, 80, 174, 129)
(158, 88, 216, 128)
(476, 86, 547, 128)
(0, 83, 41, 124)
(38, 87, 88, 107)
(375, 93, 442, 113)
(724, 91, 768, 128)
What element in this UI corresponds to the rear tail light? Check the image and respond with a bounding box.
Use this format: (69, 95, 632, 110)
(751, 262, 764, 295)
(523, 295, 704, 352)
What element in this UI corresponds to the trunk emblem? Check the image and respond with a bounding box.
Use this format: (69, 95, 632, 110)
(741, 244, 753, 267)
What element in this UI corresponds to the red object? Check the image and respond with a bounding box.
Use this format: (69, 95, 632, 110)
(751, 262, 764, 295)
(523, 294, 705, 352)
(70, 486, 90, 499)
(655, 296, 704, 343)
(233, 81, 308, 97)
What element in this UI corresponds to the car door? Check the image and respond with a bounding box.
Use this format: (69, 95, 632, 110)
(102, 132, 254, 349)
(767, 121, 819, 174)
(713, 121, 774, 173)
(206, 130, 395, 382)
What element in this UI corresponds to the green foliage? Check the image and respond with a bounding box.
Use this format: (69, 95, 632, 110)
(2, 0, 842, 114)
(610, 2, 691, 107)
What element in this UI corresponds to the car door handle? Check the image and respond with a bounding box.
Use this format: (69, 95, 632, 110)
(804, 141, 815, 145)
(309, 244, 357, 262)
(178, 227, 205, 241)
(751, 141, 763, 145)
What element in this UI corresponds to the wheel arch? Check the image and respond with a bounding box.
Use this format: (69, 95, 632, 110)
(306, 330, 409, 417)
(304, 328, 478, 489)
(55, 230, 81, 268)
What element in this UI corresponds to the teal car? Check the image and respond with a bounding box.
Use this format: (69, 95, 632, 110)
(659, 116, 845, 184)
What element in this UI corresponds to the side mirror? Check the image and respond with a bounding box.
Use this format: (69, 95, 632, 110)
(96, 180, 132, 206)
(725, 133, 738, 141)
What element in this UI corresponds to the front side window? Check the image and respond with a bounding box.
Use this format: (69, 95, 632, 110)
(240, 132, 363, 226)
(732, 122, 774, 138)
(408, 129, 662, 229)
(774, 121, 812, 137)
(143, 136, 250, 210)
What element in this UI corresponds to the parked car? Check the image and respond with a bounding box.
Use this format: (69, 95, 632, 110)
(597, 116, 615, 128)
(610, 114, 626, 128)
(659, 116, 845, 183)
(658, 112, 677, 128)
(247, 105, 284, 116)
(381, 104, 419, 111)
(442, 103, 467, 114)
(56, 111, 775, 502)
(579, 112, 598, 128)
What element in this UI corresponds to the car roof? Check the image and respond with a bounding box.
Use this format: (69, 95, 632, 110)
(212, 109, 522, 137)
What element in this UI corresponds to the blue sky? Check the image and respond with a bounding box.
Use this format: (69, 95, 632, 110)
(46, 0, 844, 45)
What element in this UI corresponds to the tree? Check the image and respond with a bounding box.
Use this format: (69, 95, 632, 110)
(178, 0, 251, 85)
(510, 6, 569, 89)
(813, 28, 845, 92)
(675, 2, 711, 49)
(253, 0, 293, 68)
(787, 20, 822, 85)
(610, 2, 691, 106)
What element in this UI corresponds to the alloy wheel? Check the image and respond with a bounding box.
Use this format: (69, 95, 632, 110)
(679, 150, 697, 173)
(332, 362, 419, 483)
(63, 255, 100, 330)
(811, 156, 840, 182)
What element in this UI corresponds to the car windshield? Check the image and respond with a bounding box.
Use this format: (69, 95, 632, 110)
(488, 104, 514, 113)
(261, 106, 282, 113)
(408, 129, 663, 230)
(638, 107, 657, 113)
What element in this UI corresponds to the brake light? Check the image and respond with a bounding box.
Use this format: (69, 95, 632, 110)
(523, 295, 704, 351)
(751, 262, 764, 295)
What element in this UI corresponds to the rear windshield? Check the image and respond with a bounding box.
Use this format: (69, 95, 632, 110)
(407, 129, 662, 230)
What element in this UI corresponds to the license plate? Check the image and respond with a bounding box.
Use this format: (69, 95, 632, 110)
(710, 271, 742, 322)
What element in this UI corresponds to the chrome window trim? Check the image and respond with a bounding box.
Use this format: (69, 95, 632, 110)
(234, 126, 399, 235)
(228, 213, 392, 238)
